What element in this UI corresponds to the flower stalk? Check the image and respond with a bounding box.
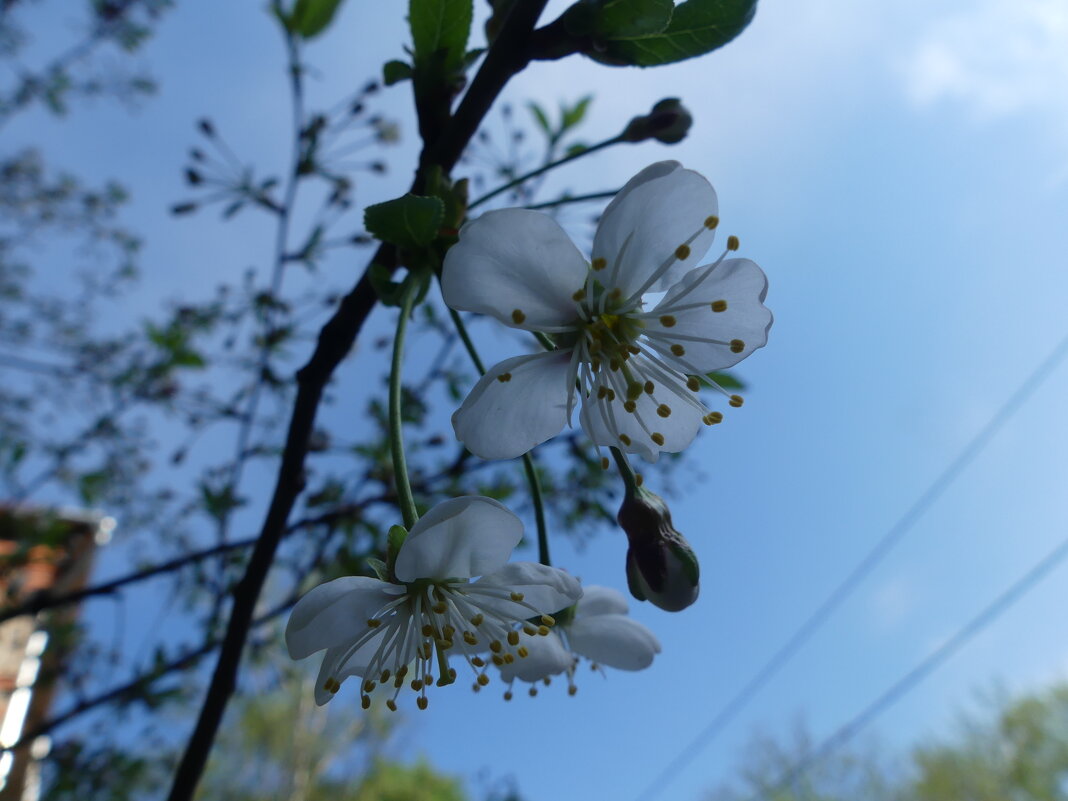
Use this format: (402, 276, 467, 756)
(389, 277, 421, 529)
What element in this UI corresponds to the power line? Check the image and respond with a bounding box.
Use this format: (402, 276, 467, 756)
(749, 529, 1068, 801)
(633, 332, 1068, 801)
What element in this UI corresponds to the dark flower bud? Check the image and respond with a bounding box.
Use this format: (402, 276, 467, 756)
(621, 98, 693, 145)
(617, 485, 699, 612)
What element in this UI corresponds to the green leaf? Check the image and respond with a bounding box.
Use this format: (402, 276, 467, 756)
(363, 194, 444, 249)
(704, 370, 745, 391)
(291, 0, 347, 39)
(561, 95, 593, 131)
(409, 0, 473, 71)
(565, 0, 674, 39)
(591, 0, 756, 66)
(528, 101, 551, 135)
(382, 60, 413, 85)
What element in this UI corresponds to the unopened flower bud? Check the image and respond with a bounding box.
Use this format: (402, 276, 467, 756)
(621, 98, 693, 145)
(617, 485, 699, 611)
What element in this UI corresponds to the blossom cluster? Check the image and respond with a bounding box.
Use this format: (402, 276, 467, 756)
(287, 161, 771, 708)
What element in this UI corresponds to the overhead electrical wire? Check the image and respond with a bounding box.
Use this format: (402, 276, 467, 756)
(634, 332, 1068, 801)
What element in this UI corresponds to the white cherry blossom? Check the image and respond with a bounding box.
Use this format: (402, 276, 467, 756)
(497, 584, 661, 698)
(442, 161, 773, 462)
(285, 496, 581, 709)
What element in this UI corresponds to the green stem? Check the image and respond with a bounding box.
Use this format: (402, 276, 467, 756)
(468, 135, 623, 211)
(525, 189, 619, 211)
(447, 306, 552, 566)
(390, 280, 421, 530)
(610, 446, 639, 495)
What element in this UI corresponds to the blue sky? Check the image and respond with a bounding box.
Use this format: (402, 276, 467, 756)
(11, 1, 1068, 799)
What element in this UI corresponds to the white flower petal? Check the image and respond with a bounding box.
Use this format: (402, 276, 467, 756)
(576, 585, 629, 618)
(286, 576, 396, 660)
(593, 162, 718, 297)
(394, 496, 523, 582)
(313, 643, 365, 705)
(579, 383, 703, 462)
(442, 209, 587, 330)
(498, 631, 573, 683)
(452, 351, 573, 460)
(471, 561, 582, 617)
(648, 257, 772, 371)
(567, 613, 661, 671)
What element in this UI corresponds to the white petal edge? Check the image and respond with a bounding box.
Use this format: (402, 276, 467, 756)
(394, 496, 523, 582)
(471, 561, 582, 618)
(286, 576, 396, 660)
(442, 208, 587, 330)
(568, 614, 661, 671)
(579, 382, 703, 463)
(452, 351, 573, 460)
(593, 162, 718, 298)
(576, 585, 629, 618)
(498, 631, 573, 683)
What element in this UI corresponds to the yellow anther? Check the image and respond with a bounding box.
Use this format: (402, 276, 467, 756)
(463, 631, 478, 645)
(704, 215, 719, 229)
(490, 640, 503, 653)
(523, 624, 538, 636)
(472, 656, 485, 667)
(362, 695, 371, 709)
(729, 394, 744, 407)
(572, 288, 586, 301)
(670, 344, 686, 357)
(592, 257, 607, 271)
(727, 235, 740, 251)
(644, 381, 655, 394)
(496, 372, 512, 383)
(394, 676, 404, 688)
(432, 602, 447, 614)
(597, 386, 609, 400)
(435, 638, 453, 650)
(517, 646, 529, 658)
(626, 382, 643, 401)
(507, 631, 520, 646)
(470, 613, 484, 627)
(606, 388, 616, 401)
(704, 411, 724, 425)
(730, 339, 745, 353)
(623, 400, 637, 413)
(380, 669, 391, 682)
(421, 624, 434, 637)
(687, 376, 701, 392)
(503, 653, 515, 664)
(387, 699, 398, 712)
(529, 687, 538, 697)
(537, 625, 550, 636)
(411, 679, 423, 691)
(472, 682, 481, 692)
(568, 685, 578, 696)
(541, 615, 555, 627)
(322, 679, 334, 692)
(600, 456, 609, 470)
(609, 358, 621, 371)
(635, 472, 644, 487)
(509, 591, 525, 602)
(417, 696, 428, 710)
(491, 654, 504, 666)
(659, 315, 677, 327)
(442, 624, 456, 638)
(609, 287, 622, 300)
(657, 404, 671, 418)
(366, 618, 381, 628)
(363, 680, 376, 692)
(397, 665, 408, 679)
(504, 691, 513, 701)
(511, 309, 526, 324)
(627, 344, 641, 355)
(619, 434, 632, 446)
(711, 299, 728, 312)
(651, 432, 665, 446)
(477, 673, 490, 687)
(543, 677, 552, 686)
(675, 244, 691, 261)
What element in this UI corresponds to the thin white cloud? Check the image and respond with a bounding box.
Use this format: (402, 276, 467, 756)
(902, 0, 1068, 120)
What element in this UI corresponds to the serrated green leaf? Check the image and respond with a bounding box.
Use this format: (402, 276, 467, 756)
(383, 60, 413, 85)
(409, 0, 473, 71)
(363, 194, 444, 249)
(591, 0, 756, 66)
(291, 0, 347, 38)
(598, 0, 675, 38)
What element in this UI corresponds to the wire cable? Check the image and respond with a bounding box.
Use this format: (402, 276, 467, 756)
(749, 529, 1068, 800)
(633, 332, 1068, 801)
